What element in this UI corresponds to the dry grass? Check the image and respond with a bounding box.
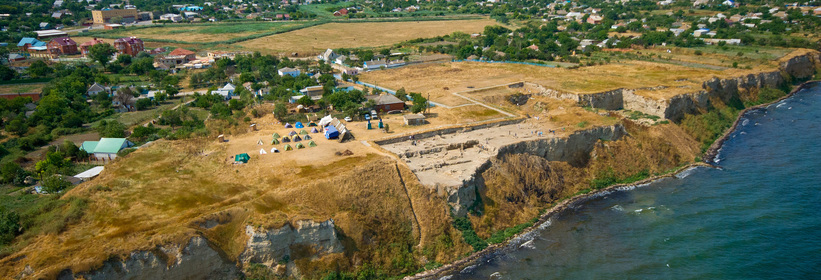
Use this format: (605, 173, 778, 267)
(98, 23, 304, 43)
(72, 37, 203, 53)
(0, 83, 45, 94)
(238, 19, 497, 55)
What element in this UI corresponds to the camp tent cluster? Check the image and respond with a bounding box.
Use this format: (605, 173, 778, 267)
(235, 121, 326, 163)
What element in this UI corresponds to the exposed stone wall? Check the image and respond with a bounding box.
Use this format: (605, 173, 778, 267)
(73, 237, 241, 280)
(374, 119, 525, 146)
(240, 219, 343, 265)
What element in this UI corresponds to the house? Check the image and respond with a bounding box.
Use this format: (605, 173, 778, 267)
(318, 48, 338, 62)
(87, 82, 107, 96)
(527, 44, 539, 51)
(159, 13, 183, 22)
(47, 37, 78, 56)
(277, 67, 300, 77)
(213, 83, 235, 100)
(92, 8, 138, 24)
(693, 28, 710, 37)
(586, 15, 603, 24)
(8, 53, 25, 62)
(334, 55, 347, 65)
(80, 138, 134, 160)
(39, 22, 50, 29)
(403, 114, 425, 125)
(52, 12, 63, 19)
(79, 38, 107, 57)
(815, 7, 821, 15)
(333, 8, 348, 16)
(364, 60, 386, 69)
(299, 86, 323, 97)
(183, 12, 198, 18)
(168, 48, 196, 62)
(113, 37, 144, 56)
(368, 94, 405, 112)
(17, 37, 46, 51)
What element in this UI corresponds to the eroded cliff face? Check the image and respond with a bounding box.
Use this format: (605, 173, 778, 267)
(240, 219, 343, 265)
(70, 237, 241, 280)
(448, 125, 627, 216)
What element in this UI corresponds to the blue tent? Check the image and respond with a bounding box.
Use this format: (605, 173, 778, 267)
(325, 126, 339, 139)
(295, 121, 304, 128)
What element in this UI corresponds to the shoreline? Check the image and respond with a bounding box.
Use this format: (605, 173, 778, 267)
(405, 80, 820, 280)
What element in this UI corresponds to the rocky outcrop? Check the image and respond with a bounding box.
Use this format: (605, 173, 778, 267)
(447, 125, 627, 216)
(240, 219, 343, 265)
(533, 85, 623, 110)
(72, 237, 241, 280)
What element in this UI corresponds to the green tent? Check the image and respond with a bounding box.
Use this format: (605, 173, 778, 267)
(283, 144, 293, 151)
(308, 140, 317, 147)
(299, 129, 309, 135)
(235, 153, 250, 163)
(272, 132, 281, 139)
(303, 135, 312, 140)
(271, 138, 280, 145)
(295, 142, 305, 149)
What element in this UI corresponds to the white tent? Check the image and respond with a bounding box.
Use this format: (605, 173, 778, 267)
(259, 148, 267, 154)
(318, 115, 334, 128)
(257, 139, 264, 145)
(271, 147, 279, 153)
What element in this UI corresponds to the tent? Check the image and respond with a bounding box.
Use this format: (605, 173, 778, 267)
(295, 122, 304, 128)
(257, 139, 264, 145)
(271, 138, 280, 145)
(235, 153, 250, 163)
(295, 142, 305, 149)
(318, 115, 333, 128)
(282, 136, 291, 142)
(271, 147, 279, 153)
(308, 140, 317, 147)
(325, 125, 339, 139)
(292, 135, 302, 142)
(289, 130, 298, 137)
(308, 122, 318, 127)
(299, 129, 309, 135)
(284, 123, 293, 128)
(259, 149, 267, 155)
(272, 132, 281, 139)
(311, 127, 319, 133)
(303, 135, 312, 140)
(283, 144, 293, 151)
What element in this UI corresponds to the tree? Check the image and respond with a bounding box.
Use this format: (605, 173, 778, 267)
(116, 54, 132, 65)
(5, 119, 27, 136)
(89, 43, 116, 70)
(93, 91, 112, 106)
(410, 93, 428, 113)
(0, 162, 22, 184)
(297, 95, 314, 107)
(0, 207, 20, 245)
(395, 87, 408, 101)
(0, 64, 16, 81)
(135, 98, 153, 110)
(41, 175, 72, 194)
(273, 103, 287, 120)
(114, 89, 134, 110)
(26, 60, 52, 78)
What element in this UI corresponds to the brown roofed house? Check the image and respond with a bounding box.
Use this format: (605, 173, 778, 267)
(79, 38, 107, 57)
(113, 37, 144, 56)
(47, 37, 78, 56)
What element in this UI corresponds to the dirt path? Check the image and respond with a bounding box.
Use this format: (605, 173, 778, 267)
(394, 162, 422, 245)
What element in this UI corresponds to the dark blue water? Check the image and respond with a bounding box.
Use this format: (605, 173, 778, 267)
(456, 83, 821, 280)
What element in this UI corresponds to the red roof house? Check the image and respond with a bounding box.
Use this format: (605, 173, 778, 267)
(113, 37, 144, 56)
(333, 8, 348, 16)
(47, 37, 78, 57)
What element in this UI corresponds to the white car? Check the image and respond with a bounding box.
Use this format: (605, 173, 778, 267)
(344, 116, 352, 122)
(364, 114, 370, 120)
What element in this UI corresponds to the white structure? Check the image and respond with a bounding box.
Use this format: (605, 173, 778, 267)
(277, 67, 300, 77)
(159, 13, 183, 22)
(213, 83, 235, 100)
(74, 166, 104, 181)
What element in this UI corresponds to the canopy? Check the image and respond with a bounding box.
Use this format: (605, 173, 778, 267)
(259, 149, 267, 154)
(318, 115, 333, 128)
(308, 140, 317, 147)
(295, 142, 305, 149)
(234, 153, 250, 163)
(325, 125, 339, 139)
(282, 136, 291, 142)
(292, 135, 302, 142)
(295, 122, 304, 128)
(284, 123, 293, 128)
(311, 127, 319, 133)
(283, 144, 293, 151)
(271, 138, 280, 145)
(299, 129, 309, 135)
(272, 132, 281, 139)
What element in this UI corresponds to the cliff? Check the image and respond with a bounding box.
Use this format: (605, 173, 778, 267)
(240, 219, 343, 265)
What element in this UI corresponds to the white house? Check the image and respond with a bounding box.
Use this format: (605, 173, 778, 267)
(213, 83, 235, 100)
(318, 48, 338, 62)
(277, 67, 300, 77)
(87, 83, 107, 96)
(159, 13, 183, 22)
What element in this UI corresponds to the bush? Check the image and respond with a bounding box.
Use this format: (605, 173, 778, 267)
(452, 216, 487, 251)
(135, 98, 153, 111)
(0, 207, 20, 245)
(41, 176, 73, 194)
(694, 50, 703, 55)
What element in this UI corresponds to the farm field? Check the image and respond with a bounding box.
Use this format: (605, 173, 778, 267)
(87, 22, 310, 43)
(0, 82, 46, 94)
(238, 19, 498, 55)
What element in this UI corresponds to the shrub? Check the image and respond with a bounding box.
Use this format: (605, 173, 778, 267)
(0, 207, 20, 245)
(41, 176, 72, 194)
(694, 50, 703, 55)
(452, 216, 487, 251)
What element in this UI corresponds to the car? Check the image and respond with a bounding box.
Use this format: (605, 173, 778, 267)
(370, 110, 378, 118)
(344, 116, 352, 122)
(364, 114, 370, 120)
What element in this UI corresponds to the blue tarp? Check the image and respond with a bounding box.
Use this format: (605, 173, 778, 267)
(325, 126, 339, 139)
(295, 122, 304, 128)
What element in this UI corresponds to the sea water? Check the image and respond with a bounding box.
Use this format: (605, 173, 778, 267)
(452, 83, 821, 279)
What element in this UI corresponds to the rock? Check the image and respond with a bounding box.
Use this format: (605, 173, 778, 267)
(240, 219, 343, 265)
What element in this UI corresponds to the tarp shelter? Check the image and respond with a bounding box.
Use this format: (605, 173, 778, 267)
(271, 138, 280, 145)
(303, 135, 312, 140)
(295, 122, 304, 128)
(325, 126, 339, 139)
(259, 149, 267, 154)
(308, 140, 317, 147)
(289, 130, 298, 136)
(295, 142, 305, 149)
(235, 153, 250, 163)
(271, 148, 279, 153)
(282, 136, 291, 142)
(283, 144, 293, 151)
(284, 123, 293, 128)
(318, 115, 334, 128)
(311, 127, 319, 133)
(257, 139, 264, 145)
(292, 135, 302, 142)
(308, 122, 317, 127)
(272, 132, 281, 139)
(299, 129, 309, 135)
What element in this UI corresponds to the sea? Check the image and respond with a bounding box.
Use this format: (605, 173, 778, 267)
(450, 82, 821, 280)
